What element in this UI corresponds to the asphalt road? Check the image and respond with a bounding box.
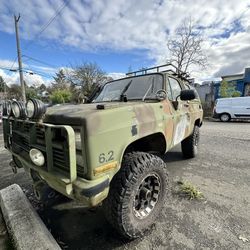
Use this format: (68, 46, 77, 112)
(0, 121, 250, 249)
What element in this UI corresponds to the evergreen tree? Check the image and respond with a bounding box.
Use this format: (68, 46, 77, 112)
(219, 80, 241, 98)
(0, 76, 6, 92)
(52, 69, 69, 90)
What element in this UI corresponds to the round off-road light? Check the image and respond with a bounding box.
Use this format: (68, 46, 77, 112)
(29, 148, 45, 167)
(11, 101, 26, 118)
(26, 98, 46, 119)
(26, 99, 35, 118)
(2, 100, 12, 116)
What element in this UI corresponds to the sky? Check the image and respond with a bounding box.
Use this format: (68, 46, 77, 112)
(0, 0, 250, 86)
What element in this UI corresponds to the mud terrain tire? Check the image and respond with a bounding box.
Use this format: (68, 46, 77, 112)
(181, 125, 200, 158)
(103, 152, 169, 239)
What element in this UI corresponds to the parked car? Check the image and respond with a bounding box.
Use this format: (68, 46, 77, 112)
(213, 96, 250, 122)
(2, 64, 203, 239)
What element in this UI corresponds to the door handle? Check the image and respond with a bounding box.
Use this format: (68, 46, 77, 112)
(246, 108, 250, 109)
(184, 104, 189, 108)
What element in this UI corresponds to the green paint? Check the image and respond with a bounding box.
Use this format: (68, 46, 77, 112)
(2, 72, 203, 207)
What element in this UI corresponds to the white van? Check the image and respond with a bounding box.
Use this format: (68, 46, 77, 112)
(213, 96, 250, 122)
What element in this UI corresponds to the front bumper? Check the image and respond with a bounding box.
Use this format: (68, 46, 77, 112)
(3, 118, 109, 207)
(16, 152, 109, 206)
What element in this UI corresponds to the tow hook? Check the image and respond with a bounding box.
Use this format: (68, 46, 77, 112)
(32, 180, 57, 204)
(10, 160, 17, 174)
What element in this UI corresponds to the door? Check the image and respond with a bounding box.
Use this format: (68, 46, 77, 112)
(165, 76, 190, 147)
(232, 98, 250, 118)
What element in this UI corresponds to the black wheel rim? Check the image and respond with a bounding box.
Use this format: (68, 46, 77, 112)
(133, 173, 161, 219)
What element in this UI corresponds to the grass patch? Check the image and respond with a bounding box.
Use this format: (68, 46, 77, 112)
(177, 181, 204, 200)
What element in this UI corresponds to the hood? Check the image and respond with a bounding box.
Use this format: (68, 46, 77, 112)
(43, 102, 139, 126)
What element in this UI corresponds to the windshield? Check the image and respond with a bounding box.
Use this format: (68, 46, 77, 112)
(93, 74, 163, 102)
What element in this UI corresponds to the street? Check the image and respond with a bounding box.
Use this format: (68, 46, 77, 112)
(0, 121, 250, 249)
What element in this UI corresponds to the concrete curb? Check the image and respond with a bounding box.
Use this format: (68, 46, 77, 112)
(0, 184, 61, 250)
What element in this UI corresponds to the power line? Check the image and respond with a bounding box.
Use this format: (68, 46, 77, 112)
(22, 55, 58, 68)
(23, 71, 53, 79)
(21, 57, 57, 79)
(7, 1, 68, 83)
(36, 0, 69, 37)
(0, 65, 54, 79)
(22, 66, 55, 78)
(10, 56, 18, 70)
(0, 66, 17, 71)
(24, 0, 69, 51)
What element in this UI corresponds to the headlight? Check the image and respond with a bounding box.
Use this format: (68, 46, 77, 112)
(29, 148, 45, 166)
(26, 99, 35, 118)
(26, 98, 46, 119)
(11, 101, 26, 118)
(3, 100, 12, 116)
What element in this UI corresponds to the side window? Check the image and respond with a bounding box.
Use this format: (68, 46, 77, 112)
(168, 77, 182, 101)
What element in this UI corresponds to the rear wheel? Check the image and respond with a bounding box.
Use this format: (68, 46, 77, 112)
(181, 125, 200, 158)
(220, 113, 231, 122)
(103, 152, 169, 239)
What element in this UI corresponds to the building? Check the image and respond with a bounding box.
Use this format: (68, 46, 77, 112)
(195, 67, 250, 103)
(214, 67, 250, 99)
(194, 81, 216, 104)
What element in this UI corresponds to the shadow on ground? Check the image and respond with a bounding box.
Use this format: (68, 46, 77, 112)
(36, 150, 187, 250)
(39, 205, 129, 250)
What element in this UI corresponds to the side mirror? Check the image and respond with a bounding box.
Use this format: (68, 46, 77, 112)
(155, 89, 167, 101)
(180, 89, 196, 101)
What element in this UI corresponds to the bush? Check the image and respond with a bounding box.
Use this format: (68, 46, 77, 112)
(26, 87, 38, 99)
(232, 91, 241, 97)
(50, 89, 72, 104)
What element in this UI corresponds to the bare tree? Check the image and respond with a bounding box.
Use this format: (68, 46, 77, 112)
(69, 62, 111, 97)
(167, 18, 207, 74)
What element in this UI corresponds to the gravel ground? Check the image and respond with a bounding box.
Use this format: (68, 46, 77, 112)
(0, 121, 250, 250)
(0, 211, 8, 250)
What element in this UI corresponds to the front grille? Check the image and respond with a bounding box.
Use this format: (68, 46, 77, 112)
(10, 123, 49, 169)
(4, 119, 78, 178)
(36, 127, 45, 144)
(53, 146, 69, 172)
(12, 131, 30, 154)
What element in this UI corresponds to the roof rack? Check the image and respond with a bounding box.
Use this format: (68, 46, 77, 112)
(126, 63, 191, 82)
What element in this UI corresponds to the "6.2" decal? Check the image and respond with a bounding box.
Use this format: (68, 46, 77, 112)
(99, 151, 114, 163)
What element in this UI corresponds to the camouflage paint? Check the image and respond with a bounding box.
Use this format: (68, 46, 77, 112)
(2, 72, 203, 207)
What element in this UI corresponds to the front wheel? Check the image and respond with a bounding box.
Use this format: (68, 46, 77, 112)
(103, 152, 169, 239)
(220, 113, 231, 122)
(181, 125, 200, 158)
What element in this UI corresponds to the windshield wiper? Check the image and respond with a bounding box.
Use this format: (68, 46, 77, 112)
(120, 80, 133, 102)
(142, 78, 154, 101)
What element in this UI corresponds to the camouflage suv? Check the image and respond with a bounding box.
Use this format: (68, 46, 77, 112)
(2, 64, 203, 239)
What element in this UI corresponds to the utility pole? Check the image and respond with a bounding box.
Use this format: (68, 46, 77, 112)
(14, 14, 26, 102)
(4, 82, 7, 99)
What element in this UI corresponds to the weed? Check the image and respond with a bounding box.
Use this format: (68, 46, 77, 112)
(177, 180, 204, 200)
